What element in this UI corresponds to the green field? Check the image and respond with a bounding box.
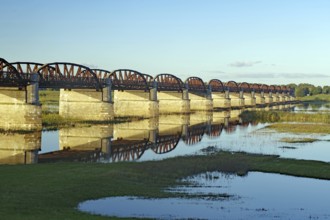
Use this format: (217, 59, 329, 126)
(2, 152, 330, 219)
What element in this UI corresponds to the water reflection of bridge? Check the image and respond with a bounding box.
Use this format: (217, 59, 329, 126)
(0, 105, 295, 164)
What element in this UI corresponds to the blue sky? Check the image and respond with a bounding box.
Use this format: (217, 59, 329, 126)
(1, 0, 330, 86)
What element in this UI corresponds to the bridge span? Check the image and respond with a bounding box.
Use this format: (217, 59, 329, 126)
(0, 57, 296, 130)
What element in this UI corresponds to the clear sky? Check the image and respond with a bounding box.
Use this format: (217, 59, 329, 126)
(1, 0, 330, 86)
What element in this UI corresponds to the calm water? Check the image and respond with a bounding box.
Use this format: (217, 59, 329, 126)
(79, 172, 330, 219)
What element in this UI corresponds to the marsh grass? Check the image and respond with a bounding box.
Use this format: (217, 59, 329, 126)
(240, 110, 330, 124)
(2, 151, 330, 219)
(280, 137, 319, 143)
(267, 123, 330, 134)
(298, 94, 330, 102)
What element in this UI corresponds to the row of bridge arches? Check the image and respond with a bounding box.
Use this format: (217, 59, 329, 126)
(0, 58, 293, 94)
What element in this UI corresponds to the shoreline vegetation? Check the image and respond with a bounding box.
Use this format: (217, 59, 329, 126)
(2, 151, 330, 219)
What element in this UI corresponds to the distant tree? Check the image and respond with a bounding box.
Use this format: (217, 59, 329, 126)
(310, 86, 322, 95)
(295, 86, 309, 97)
(323, 86, 330, 94)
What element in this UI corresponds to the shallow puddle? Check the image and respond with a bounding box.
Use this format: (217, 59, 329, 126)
(78, 172, 330, 219)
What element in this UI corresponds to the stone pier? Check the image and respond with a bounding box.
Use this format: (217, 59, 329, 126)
(229, 91, 245, 108)
(264, 92, 273, 105)
(189, 93, 213, 111)
(212, 91, 231, 109)
(59, 88, 114, 121)
(244, 91, 257, 107)
(255, 92, 266, 105)
(114, 89, 159, 118)
(157, 90, 190, 114)
(0, 74, 41, 131)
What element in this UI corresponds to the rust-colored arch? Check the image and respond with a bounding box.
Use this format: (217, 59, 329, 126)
(154, 73, 185, 91)
(109, 69, 151, 91)
(152, 133, 181, 154)
(37, 62, 101, 89)
(238, 82, 251, 92)
(185, 76, 207, 93)
(269, 85, 276, 92)
(225, 81, 239, 92)
(250, 83, 261, 92)
(110, 140, 147, 162)
(260, 84, 269, 92)
(0, 58, 25, 86)
(208, 79, 226, 92)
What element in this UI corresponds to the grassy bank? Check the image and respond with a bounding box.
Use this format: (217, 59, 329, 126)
(298, 94, 330, 102)
(267, 123, 330, 134)
(1, 151, 330, 219)
(240, 110, 330, 123)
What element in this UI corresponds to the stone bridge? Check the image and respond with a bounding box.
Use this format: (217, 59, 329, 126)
(0, 57, 296, 130)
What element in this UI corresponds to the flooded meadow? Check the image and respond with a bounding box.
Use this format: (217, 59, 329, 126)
(1, 103, 330, 219)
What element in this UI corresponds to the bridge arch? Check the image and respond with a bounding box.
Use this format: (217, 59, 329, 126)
(37, 62, 101, 89)
(0, 58, 25, 86)
(250, 83, 261, 92)
(185, 76, 207, 93)
(238, 82, 251, 92)
(109, 69, 152, 91)
(260, 84, 269, 92)
(269, 85, 276, 92)
(208, 79, 226, 92)
(225, 81, 239, 92)
(151, 133, 181, 154)
(154, 73, 185, 91)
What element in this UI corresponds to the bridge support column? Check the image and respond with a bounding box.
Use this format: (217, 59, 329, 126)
(212, 91, 231, 109)
(279, 93, 287, 103)
(255, 92, 265, 106)
(273, 92, 281, 104)
(244, 91, 256, 107)
(59, 86, 114, 121)
(264, 93, 273, 105)
(114, 89, 159, 118)
(0, 74, 41, 131)
(157, 90, 190, 114)
(189, 93, 213, 111)
(229, 91, 244, 108)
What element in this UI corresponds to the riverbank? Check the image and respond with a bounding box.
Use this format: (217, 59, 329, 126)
(1, 151, 330, 220)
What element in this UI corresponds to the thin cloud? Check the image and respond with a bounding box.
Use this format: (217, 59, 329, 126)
(229, 61, 262, 68)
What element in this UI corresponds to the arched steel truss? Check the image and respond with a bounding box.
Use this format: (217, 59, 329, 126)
(185, 76, 207, 93)
(208, 79, 226, 92)
(110, 140, 147, 162)
(37, 63, 102, 89)
(109, 69, 153, 91)
(251, 83, 261, 93)
(225, 81, 240, 92)
(206, 123, 223, 138)
(269, 85, 276, 93)
(0, 58, 27, 87)
(260, 84, 269, 93)
(238, 82, 251, 93)
(151, 133, 181, 154)
(154, 73, 185, 92)
(182, 123, 206, 145)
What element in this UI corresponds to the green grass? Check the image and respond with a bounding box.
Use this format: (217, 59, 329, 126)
(298, 94, 330, 102)
(267, 123, 330, 134)
(280, 137, 319, 143)
(240, 110, 330, 123)
(39, 89, 60, 105)
(2, 151, 330, 219)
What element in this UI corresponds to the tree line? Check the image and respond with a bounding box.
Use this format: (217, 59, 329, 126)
(287, 83, 330, 97)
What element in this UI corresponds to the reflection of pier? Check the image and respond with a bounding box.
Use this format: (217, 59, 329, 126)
(36, 111, 250, 163)
(0, 132, 41, 164)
